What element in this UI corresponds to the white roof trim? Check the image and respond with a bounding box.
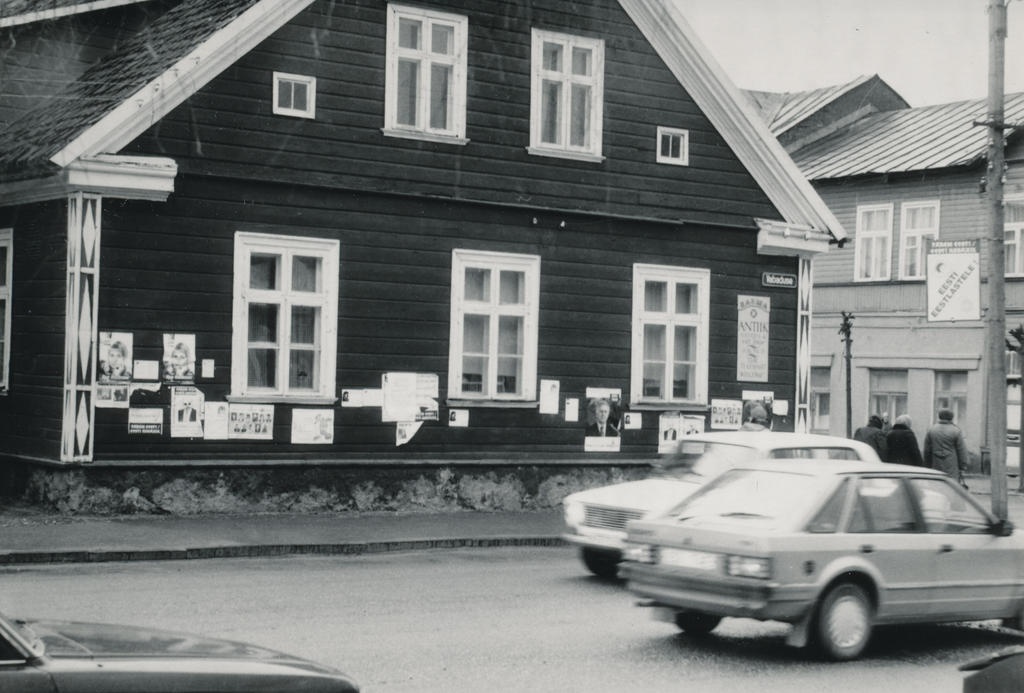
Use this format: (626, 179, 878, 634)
(617, 0, 846, 243)
(0, 0, 153, 29)
(755, 218, 832, 258)
(0, 154, 176, 206)
(50, 0, 316, 168)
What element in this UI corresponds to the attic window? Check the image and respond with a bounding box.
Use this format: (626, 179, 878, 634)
(273, 72, 316, 119)
(656, 127, 689, 166)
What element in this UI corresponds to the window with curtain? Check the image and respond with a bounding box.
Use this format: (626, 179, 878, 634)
(899, 200, 939, 280)
(232, 233, 339, 399)
(934, 371, 967, 425)
(869, 369, 907, 422)
(631, 264, 710, 405)
(448, 249, 540, 400)
(384, 4, 467, 141)
(810, 367, 831, 434)
(529, 29, 604, 159)
(855, 204, 893, 281)
(0, 229, 10, 391)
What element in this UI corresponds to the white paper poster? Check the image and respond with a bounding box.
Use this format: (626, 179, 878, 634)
(170, 386, 205, 438)
(162, 333, 196, 382)
(396, 421, 422, 445)
(564, 398, 579, 422)
(133, 360, 159, 381)
(737, 295, 770, 382)
(291, 409, 334, 444)
(927, 239, 981, 322)
(711, 399, 743, 430)
(229, 403, 274, 440)
(621, 412, 642, 430)
(203, 402, 230, 440)
(127, 408, 163, 435)
(658, 412, 705, 453)
(539, 379, 560, 414)
(448, 409, 469, 427)
(381, 372, 439, 422)
(341, 388, 383, 407)
(584, 436, 621, 452)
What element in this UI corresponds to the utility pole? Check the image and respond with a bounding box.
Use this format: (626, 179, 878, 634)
(983, 0, 1009, 519)
(839, 312, 854, 438)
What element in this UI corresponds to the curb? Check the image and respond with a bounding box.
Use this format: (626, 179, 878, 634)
(0, 536, 567, 566)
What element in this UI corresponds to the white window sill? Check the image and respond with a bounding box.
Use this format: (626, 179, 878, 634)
(382, 128, 469, 146)
(227, 394, 338, 405)
(525, 146, 604, 163)
(446, 399, 539, 409)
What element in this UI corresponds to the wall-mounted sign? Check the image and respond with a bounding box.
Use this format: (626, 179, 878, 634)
(736, 295, 770, 382)
(761, 272, 797, 288)
(927, 239, 981, 322)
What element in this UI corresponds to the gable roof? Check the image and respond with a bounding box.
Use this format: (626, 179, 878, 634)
(792, 92, 1024, 180)
(0, 0, 154, 27)
(0, 0, 844, 246)
(747, 74, 881, 138)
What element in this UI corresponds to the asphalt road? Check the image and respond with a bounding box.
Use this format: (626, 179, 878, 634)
(3, 546, 1022, 692)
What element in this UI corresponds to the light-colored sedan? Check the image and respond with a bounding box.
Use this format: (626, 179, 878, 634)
(621, 460, 1024, 660)
(562, 431, 880, 579)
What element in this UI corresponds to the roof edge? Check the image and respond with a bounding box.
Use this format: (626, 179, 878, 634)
(0, 0, 153, 29)
(618, 0, 846, 243)
(50, 0, 316, 168)
(0, 155, 176, 206)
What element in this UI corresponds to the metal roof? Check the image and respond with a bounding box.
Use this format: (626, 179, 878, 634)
(0, 0, 154, 26)
(792, 92, 1024, 180)
(746, 74, 878, 137)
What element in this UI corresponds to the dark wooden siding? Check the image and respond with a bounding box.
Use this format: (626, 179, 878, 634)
(90, 175, 799, 461)
(0, 199, 67, 460)
(125, 0, 780, 230)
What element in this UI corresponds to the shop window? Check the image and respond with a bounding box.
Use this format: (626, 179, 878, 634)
(0, 229, 10, 391)
(935, 371, 967, 425)
(854, 204, 893, 282)
(869, 369, 907, 422)
(231, 232, 339, 400)
(448, 249, 540, 401)
(656, 127, 689, 166)
(384, 4, 468, 142)
(272, 72, 316, 118)
(528, 29, 604, 161)
(631, 264, 710, 405)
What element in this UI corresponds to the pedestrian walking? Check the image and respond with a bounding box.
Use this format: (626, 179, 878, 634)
(853, 414, 888, 460)
(923, 409, 970, 486)
(885, 414, 924, 466)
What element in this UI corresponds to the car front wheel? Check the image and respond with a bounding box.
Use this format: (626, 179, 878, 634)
(814, 582, 873, 661)
(673, 611, 722, 635)
(580, 548, 620, 580)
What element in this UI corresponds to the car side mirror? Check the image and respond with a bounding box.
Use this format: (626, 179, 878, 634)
(993, 519, 1015, 537)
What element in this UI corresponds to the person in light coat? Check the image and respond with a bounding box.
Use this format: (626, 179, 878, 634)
(923, 409, 970, 479)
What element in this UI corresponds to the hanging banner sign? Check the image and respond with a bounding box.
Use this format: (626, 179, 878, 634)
(927, 239, 981, 322)
(736, 295, 770, 382)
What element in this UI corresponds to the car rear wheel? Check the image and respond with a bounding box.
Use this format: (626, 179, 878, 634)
(673, 611, 722, 635)
(580, 548, 620, 580)
(814, 583, 872, 661)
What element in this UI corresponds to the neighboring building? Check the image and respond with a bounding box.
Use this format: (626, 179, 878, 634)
(747, 75, 1024, 470)
(0, 0, 841, 509)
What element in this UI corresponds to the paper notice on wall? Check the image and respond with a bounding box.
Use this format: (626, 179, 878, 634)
(621, 412, 642, 430)
(584, 436, 621, 452)
(448, 409, 469, 427)
(341, 388, 383, 407)
(564, 398, 579, 422)
(711, 399, 743, 430)
(127, 408, 163, 435)
(737, 295, 770, 382)
(170, 386, 205, 438)
(204, 402, 230, 440)
(382, 372, 439, 422)
(585, 387, 622, 403)
(658, 412, 705, 453)
(291, 409, 334, 444)
(927, 239, 981, 322)
(229, 403, 274, 440)
(539, 379, 560, 414)
(133, 360, 159, 381)
(396, 421, 422, 446)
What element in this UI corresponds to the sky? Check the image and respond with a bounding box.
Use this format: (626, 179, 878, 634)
(672, 0, 1024, 107)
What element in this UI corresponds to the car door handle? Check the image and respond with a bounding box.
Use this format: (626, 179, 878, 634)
(860, 544, 874, 554)
(940, 544, 954, 553)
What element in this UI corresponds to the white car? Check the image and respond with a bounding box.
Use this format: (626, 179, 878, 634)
(561, 431, 881, 578)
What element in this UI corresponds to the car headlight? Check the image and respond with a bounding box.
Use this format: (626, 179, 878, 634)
(564, 500, 585, 528)
(623, 543, 656, 564)
(726, 555, 772, 579)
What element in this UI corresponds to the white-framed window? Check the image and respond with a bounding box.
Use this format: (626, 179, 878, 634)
(899, 200, 939, 280)
(231, 232, 339, 400)
(384, 3, 468, 142)
(869, 369, 907, 422)
(1005, 199, 1024, 276)
(631, 264, 710, 405)
(0, 229, 10, 391)
(528, 29, 604, 161)
(272, 72, 316, 119)
(656, 126, 689, 166)
(810, 367, 831, 434)
(448, 249, 540, 401)
(854, 203, 893, 282)
(935, 371, 968, 425)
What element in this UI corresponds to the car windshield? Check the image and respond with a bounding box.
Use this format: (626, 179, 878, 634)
(660, 442, 761, 480)
(0, 611, 45, 658)
(671, 468, 832, 525)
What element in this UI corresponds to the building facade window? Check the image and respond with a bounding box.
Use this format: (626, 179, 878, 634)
(854, 203, 893, 282)
(1005, 200, 1024, 276)
(384, 4, 468, 142)
(448, 249, 540, 401)
(231, 232, 339, 400)
(0, 229, 10, 391)
(656, 126, 689, 166)
(869, 369, 907, 422)
(272, 72, 316, 118)
(898, 200, 939, 280)
(935, 371, 967, 425)
(810, 367, 831, 434)
(529, 29, 604, 161)
(630, 264, 710, 405)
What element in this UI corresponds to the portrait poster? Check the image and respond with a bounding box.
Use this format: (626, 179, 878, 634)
(203, 401, 230, 440)
(127, 408, 163, 435)
(711, 399, 743, 430)
(736, 295, 770, 382)
(170, 386, 205, 438)
(621, 412, 642, 430)
(291, 409, 334, 444)
(97, 331, 133, 383)
(926, 239, 981, 322)
(161, 333, 196, 382)
(229, 403, 274, 440)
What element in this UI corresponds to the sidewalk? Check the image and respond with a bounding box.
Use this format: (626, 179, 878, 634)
(1, 474, 1022, 566)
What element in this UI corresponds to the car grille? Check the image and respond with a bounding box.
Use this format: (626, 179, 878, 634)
(582, 505, 645, 531)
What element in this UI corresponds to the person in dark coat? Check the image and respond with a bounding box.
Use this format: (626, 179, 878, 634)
(885, 414, 924, 466)
(923, 409, 970, 479)
(853, 414, 888, 460)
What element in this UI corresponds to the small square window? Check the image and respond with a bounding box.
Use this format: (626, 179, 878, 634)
(273, 72, 316, 119)
(656, 127, 689, 166)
